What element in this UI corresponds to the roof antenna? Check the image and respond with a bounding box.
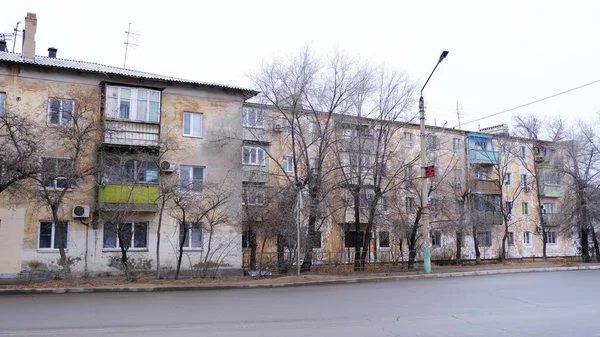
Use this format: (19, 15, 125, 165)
(123, 22, 139, 68)
(456, 102, 462, 130)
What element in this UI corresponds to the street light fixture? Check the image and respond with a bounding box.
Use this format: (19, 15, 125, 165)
(419, 50, 449, 274)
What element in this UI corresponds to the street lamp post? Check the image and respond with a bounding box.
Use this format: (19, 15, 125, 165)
(420, 50, 449, 274)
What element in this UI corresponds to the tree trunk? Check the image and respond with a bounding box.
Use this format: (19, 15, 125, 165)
(407, 222, 419, 269)
(581, 227, 591, 263)
(155, 197, 167, 279)
(51, 206, 70, 277)
(542, 227, 547, 260)
(276, 234, 289, 274)
(353, 192, 362, 272)
(249, 226, 257, 270)
(455, 231, 462, 265)
(473, 226, 481, 265)
(590, 226, 600, 262)
(175, 228, 188, 280)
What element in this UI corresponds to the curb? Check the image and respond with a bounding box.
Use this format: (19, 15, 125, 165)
(1, 265, 599, 296)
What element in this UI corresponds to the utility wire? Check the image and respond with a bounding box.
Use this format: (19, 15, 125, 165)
(457, 78, 600, 128)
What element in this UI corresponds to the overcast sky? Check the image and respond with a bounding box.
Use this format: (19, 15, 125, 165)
(2, 0, 600, 133)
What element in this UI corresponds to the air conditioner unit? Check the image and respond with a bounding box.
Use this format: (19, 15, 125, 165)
(507, 214, 512, 220)
(72, 205, 90, 218)
(160, 160, 177, 172)
(524, 186, 532, 192)
(534, 155, 544, 162)
(273, 124, 282, 132)
(536, 226, 543, 234)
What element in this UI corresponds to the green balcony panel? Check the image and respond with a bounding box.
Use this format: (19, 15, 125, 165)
(98, 185, 159, 205)
(469, 150, 499, 164)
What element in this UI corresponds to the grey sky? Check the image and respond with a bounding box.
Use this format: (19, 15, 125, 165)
(2, 0, 600, 132)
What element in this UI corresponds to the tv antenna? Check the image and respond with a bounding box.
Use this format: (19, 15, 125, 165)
(123, 22, 139, 68)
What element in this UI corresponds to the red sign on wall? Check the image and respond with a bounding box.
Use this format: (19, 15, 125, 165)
(425, 165, 435, 178)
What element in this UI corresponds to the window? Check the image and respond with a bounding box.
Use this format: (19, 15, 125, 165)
(41, 158, 73, 189)
(476, 170, 489, 180)
(478, 231, 492, 247)
(427, 135, 438, 151)
(404, 132, 413, 147)
(102, 158, 157, 185)
(405, 165, 415, 181)
(282, 156, 294, 173)
(520, 174, 527, 188)
(379, 231, 390, 248)
(38, 221, 68, 250)
(454, 169, 462, 189)
(406, 197, 415, 213)
(312, 231, 322, 249)
(522, 202, 529, 215)
(180, 222, 203, 249)
(344, 231, 365, 248)
(183, 112, 203, 137)
(359, 192, 374, 208)
(505, 201, 513, 215)
(242, 107, 264, 128)
(430, 231, 441, 247)
(242, 146, 266, 166)
(504, 173, 512, 186)
(523, 231, 532, 245)
(474, 141, 487, 151)
(105, 86, 160, 122)
(242, 188, 265, 205)
(179, 166, 204, 192)
(0, 92, 5, 117)
(545, 230, 557, 244)
(137, 161, 159, 184)
(520, 146, 526, 159)
(103, 222, 148, 249)
(543, 203, 556, 214)
(507, 232, 515, 246)
(381, 196, 389, 212)
(47, 98, 74, 126)
(453, 138, 462, 153)
(242, 231, 250, 249)
(280, 117, 291, 135)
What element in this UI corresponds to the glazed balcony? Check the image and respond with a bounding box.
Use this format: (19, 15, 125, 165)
(98, 184, 159, 212)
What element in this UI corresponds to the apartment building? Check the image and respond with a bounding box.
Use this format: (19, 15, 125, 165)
(0, 13, 256, 278)
(241, 102, 577, 268)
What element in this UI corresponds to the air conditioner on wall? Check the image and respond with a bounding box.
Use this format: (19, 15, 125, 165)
(160, 160, 177, 172)
(72, 205, 90, 218)
(273, 124, 282, 132)
(536, 226, 543, 234)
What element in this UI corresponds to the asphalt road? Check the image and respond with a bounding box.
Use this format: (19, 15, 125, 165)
(1, 270, 599, 337)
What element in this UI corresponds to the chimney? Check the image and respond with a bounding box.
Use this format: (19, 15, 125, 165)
(0, 40, 7, 52)
(48, 47, 57, 58)
(22, 12, 37, 60)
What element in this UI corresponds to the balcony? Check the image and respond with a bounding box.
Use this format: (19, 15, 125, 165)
(98, 185, 159, 212)
(473, 210, 503, 225)
(242, 165, 270, 183)
(540, 184, 563, 197)
(542, 213, 568, 225)
(469, 149, 499, 165)
(104, 120, 160, 147)
(472, 179, 500, 194)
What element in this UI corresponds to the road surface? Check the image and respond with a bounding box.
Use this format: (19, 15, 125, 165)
(1, 270, 599, 336)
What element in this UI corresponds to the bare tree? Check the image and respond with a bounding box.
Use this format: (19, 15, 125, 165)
(26, 89, 99, 276)
(0, 103, 40, 193)
(251, 48, 368, 271)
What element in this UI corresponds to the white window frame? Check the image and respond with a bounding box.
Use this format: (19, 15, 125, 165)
(242, 146, 266, 166)
(37, 221, 68, 251)
(430, 230, 442, 247)
(183, 112, 203, 137)
(105, 86, 161, 123)
(545, 230, 557, 245)
(102, 222, 149, 251)
(520, 146, 527, 159)
(504, 173, 512, 185)
(179, 165, 205, 193)
(406, 197, 415, 213)
(378, 231, 390, 248)
(404, 132, 413, 147)
(523, 231, 532, 245)
(0, 92, 5, 117)
(282, 156, 294, 173)
(522, 202, 529, 215)
(521, 174, 527, 188)
(453, 138, 461, 153)
(543, 203, 556, 214)
(280, 116, 292, 135)
(505, 201, 513, 215)
(242, 107, 264, 128)
(47, 98, 74, 126)
(180, 221, 203, 250)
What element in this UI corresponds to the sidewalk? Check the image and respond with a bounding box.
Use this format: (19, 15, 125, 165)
(2, 262, 599, 295)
